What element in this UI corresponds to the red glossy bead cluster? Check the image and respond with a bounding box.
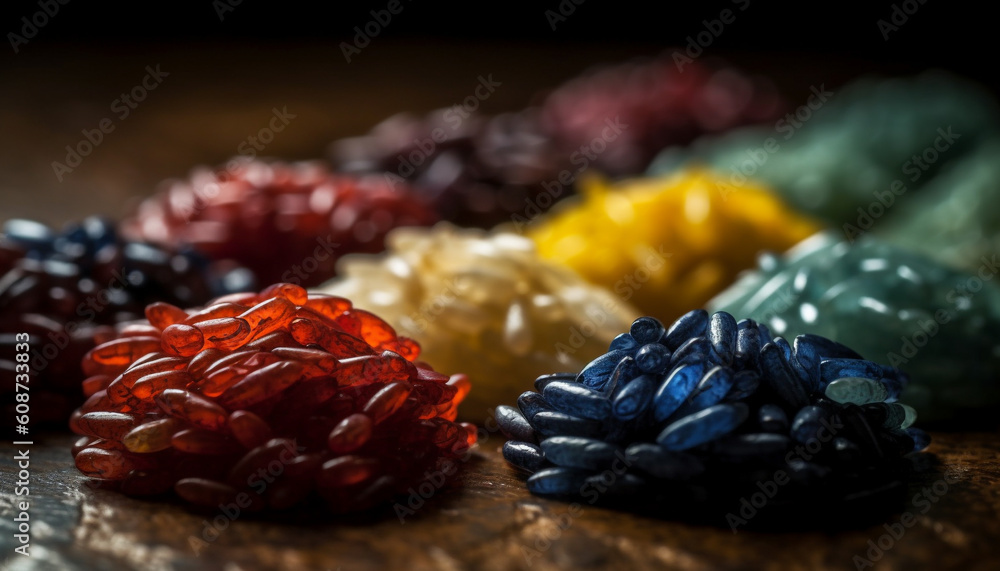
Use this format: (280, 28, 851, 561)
(122, 160, 438, 287)
(70, 283, 476, 513)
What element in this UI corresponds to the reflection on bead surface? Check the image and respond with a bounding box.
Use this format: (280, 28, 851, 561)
(528, 170, 818, 323)
(318, 224, 639, 421)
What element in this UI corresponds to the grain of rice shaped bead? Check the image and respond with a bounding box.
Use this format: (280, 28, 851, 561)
(315, 223, 641, 422)
(70, 284, 477, 512)
(496, 312, 932, 513)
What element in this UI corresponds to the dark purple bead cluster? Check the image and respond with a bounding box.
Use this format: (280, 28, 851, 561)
(0, 217, 254, 425)
(496, 311, 930, 514)
(330, 109, 566, 228)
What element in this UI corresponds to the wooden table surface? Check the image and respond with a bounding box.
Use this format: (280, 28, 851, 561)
(1, 431, 999, 571)
(1, 42, 999, 570)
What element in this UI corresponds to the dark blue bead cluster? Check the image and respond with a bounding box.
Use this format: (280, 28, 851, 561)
(0, 217, 255, 425)
(497, 311, 930, 509)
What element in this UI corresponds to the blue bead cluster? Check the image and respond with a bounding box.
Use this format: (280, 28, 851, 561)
(496, 311, 930, 507)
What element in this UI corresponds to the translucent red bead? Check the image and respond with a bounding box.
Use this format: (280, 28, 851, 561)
(71, 285, 475, 512)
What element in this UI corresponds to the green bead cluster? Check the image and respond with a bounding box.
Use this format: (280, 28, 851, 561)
(709, 233, 1000, 421)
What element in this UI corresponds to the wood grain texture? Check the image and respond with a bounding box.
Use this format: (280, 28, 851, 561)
(1, 432, 998, 570)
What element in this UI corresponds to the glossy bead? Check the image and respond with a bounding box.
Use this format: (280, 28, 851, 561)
(318, 225, 639, 421)
(656, 403, 749, 451)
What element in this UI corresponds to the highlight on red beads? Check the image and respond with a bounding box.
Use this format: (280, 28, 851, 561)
(71, 283, 476, 513)
(121, 160, 438, 287)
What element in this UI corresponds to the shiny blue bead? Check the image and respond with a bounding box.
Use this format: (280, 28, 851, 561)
(734, 327, 760, 369)
(623, 443, 705, 479)
(758, 403, 789, 433)
(635, 343, 671, 374)
(517, 391, 550, 420)
(653, 362, 706, 422)
(775, 336, 793, 362)
(540, 436, 621, 470)
(708, 311, 737, 364)
(612, 374, 655, 420)
(534, 372, 576, 392)
(725, 369, 759, 401)
(577, 349, 629, 389)
(792, 335, 821, 385)
(543, 381, 612, 420)
(757, 322, 774, 346)
(790, 405, 834, 443)
(630, 316, 666, 345)
(530, 411, 604, 438)
(503, 441, 547, 473)
(686, 366, 735, 410)
(663, 309, 708, 350)
(670, 336, 720, 367)
(495, 405, 537, 443)
(759, 343, 810, 410)
(819, 358, 885, 384)
(602, 356, 639, 396)
(526, 467, 591, 495)
(736, 318, 757, 331)
(796, 333, 863, 360)
(609, 332, 639, 352)
(656, 402, 749, 451)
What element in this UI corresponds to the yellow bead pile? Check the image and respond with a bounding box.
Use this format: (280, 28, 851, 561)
(527, 169, 820, 323)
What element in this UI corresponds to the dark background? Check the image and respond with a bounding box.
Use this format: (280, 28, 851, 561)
(0, 0, 991, 224)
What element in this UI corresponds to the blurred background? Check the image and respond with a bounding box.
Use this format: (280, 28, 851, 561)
(0, 0, 994, 224)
